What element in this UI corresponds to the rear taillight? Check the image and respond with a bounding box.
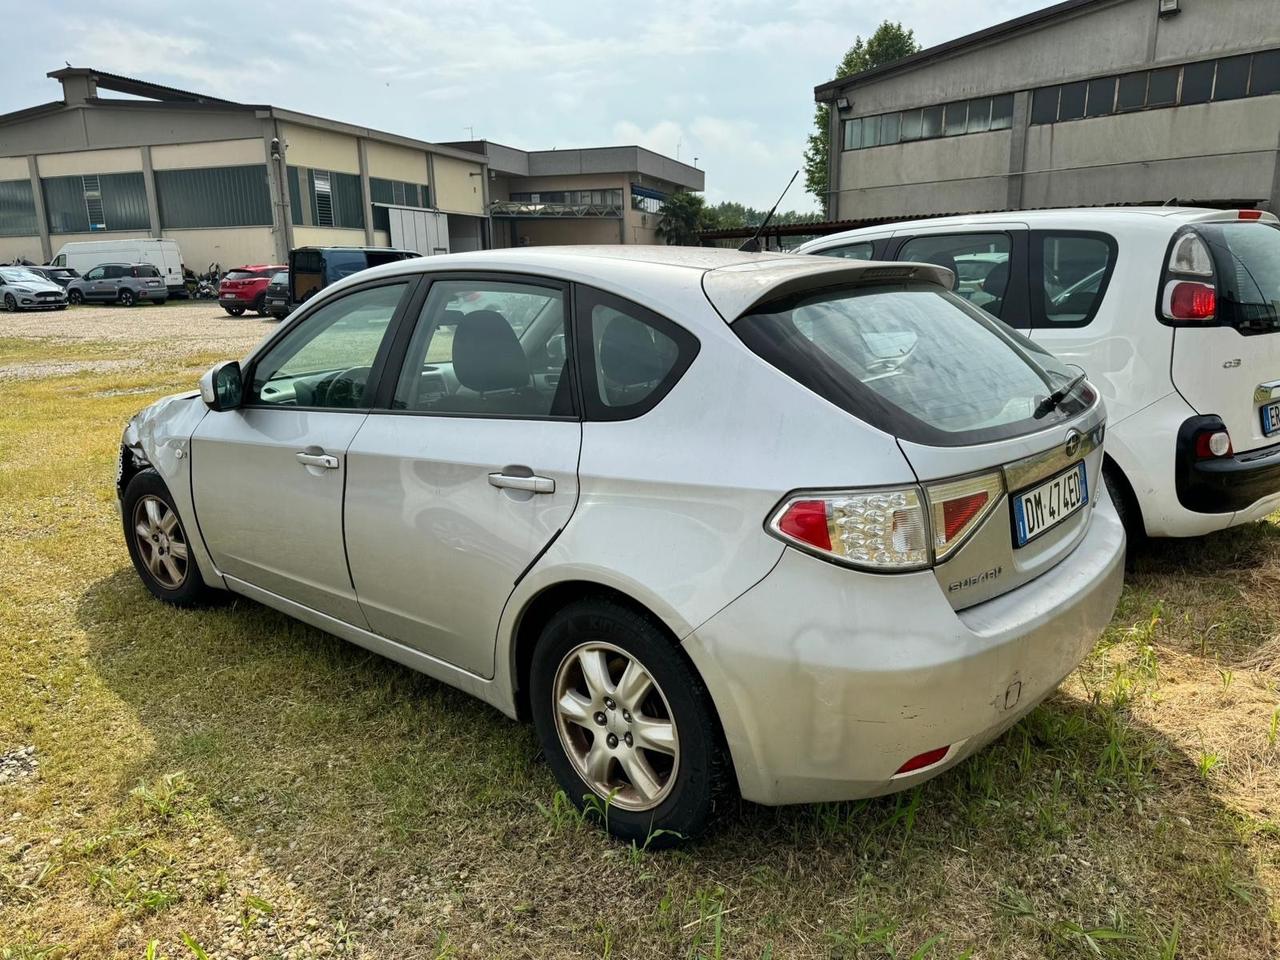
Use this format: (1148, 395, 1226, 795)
(1163, 280, 1216, 322)
(768, 471, 1005, 572)
(1168, 233, 1214, 276)
(1193, 428, 1233, 460)
(1239, 210, 1263, 221)
(769, 488, 929, 571)
(926, 472, 1004, 562)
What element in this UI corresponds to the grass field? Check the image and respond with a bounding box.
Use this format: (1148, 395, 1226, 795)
(1, 321, 1278, 959)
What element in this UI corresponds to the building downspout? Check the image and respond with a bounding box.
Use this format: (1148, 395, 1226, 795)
(27, 156, 51, 263)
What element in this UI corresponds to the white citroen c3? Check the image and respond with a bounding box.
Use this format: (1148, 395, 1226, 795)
(798, 208, 1280, 539)
(117, 247, 1123, 843)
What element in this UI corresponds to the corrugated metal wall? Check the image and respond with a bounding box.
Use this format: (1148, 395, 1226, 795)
(370, 177, 429, 231)
(0, 179, 37, 237)
(42, 172, 149, 234)
(155, 165, 272, 228)
(307, 169, 363, 229)
(288, 166, 304, 226)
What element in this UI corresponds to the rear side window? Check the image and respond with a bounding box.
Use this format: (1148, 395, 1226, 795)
(1036, 233, 1117, 327)
(734, 284, 1091, 447)
(574, 286, 699, 421)
(816, 241, 875, 261)
(897, 233, 1012, 317)
(1199, 222, 1280, 334)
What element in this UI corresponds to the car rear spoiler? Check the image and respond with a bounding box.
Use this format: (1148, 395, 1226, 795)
(702, 259, 956, 323)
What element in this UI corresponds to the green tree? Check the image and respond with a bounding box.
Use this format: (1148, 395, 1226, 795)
(803, 22, 921, 214)
(656, 191, 715, 245)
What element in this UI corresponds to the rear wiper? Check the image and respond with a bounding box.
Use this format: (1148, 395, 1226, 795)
(1034, 372, 1088, 419)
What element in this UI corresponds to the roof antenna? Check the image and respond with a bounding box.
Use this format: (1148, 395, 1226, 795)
(739, 170, 798, 253)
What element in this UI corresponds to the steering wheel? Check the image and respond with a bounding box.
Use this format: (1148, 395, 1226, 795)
(323, 365, 372, 408)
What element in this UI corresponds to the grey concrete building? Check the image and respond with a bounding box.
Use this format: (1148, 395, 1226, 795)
(444, 140, 704, 247)
(0, 66, 495, 269)
(815, 0, 1280, 221)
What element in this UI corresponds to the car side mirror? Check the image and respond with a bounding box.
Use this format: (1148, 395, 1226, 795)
(547, 333, 566, 365)
(199, 360, 243, 411)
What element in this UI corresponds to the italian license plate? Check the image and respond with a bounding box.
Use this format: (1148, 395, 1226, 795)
(1261, 401, 1280, 437)
(221, 292, 234, 299)
(1012, 461, 1088, 547)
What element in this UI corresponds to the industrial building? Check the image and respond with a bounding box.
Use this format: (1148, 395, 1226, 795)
(0, 67, 702, 271)
(815, 0, 1280, 220)
(446, 140, 703, 247)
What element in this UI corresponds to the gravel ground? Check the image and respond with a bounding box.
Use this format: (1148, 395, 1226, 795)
(0, 300, 276, 353)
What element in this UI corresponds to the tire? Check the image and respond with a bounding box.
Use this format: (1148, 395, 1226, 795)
(67, 289, 83, 305)
(529, 596, 729, 846)
(122, 469, 216, 606)
(118, 288, 136, 307)
(253, 293, 267, 316)
(3, 293, 15, 312)
(1104, 461, 1145, 550)
(224, 306, 245, 317)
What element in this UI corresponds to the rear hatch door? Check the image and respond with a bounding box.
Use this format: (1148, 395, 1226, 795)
(1170, 215, 1280, 453)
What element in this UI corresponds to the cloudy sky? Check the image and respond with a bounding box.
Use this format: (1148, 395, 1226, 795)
(2, 0, 1046, 211)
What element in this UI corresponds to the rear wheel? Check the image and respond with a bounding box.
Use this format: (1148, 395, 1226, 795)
(118, 288, 136, 307)
(3, 293, 15, 312)
(224, 305, 245, 317)
(253, 293, 267, 316)
(530, 597, 728, 846)
(122, 469, 216, 606)
(67, 289, 83, 305)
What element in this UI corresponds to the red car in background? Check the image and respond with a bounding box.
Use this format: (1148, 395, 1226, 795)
(218, 264, 286, 317)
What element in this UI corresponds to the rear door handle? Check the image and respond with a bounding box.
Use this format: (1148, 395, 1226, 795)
(296, 451, 339, 469)
(488, 472, 555, 494)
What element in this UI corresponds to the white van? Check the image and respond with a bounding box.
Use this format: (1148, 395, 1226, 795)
(796, 208, 1280, 540)
(51, 238, 185, 298)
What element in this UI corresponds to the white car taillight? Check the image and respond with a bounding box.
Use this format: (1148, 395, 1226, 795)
(1168, 232, 1214, 276)
(768, 488, 929, 571)
(925, 471, 1004, 561)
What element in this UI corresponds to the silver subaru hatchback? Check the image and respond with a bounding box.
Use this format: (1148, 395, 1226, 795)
(117, 247, 1124, 844)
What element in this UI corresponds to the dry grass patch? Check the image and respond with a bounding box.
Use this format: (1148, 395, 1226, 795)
(1, 334, 1278, 959)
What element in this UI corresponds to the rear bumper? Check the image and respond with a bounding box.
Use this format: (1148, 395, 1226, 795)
(683, 486, 1125, 806)
(139, 289, 168, 302)
(1175, 414, 1280, 514)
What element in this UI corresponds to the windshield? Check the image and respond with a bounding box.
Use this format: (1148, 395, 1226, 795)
(734, 283, 1092, 446)
(0, 268, 44, 284)
(271, 272, 288, 284)
(1200, 222, 1280, 334)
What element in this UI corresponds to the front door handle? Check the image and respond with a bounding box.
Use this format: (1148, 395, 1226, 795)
(296, 451, 339, 469)
(488, 472, 555, 494)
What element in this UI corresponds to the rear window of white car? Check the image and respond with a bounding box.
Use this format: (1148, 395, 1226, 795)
(734, 283, 1093, 446)
(1199, 222, 1280, 334)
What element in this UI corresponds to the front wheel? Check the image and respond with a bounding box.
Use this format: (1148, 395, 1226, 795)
(530, 597, 728, 846)
(67, 289, 83, 305)
(122, 469, 216, 606)
(118, 288, 136, 307)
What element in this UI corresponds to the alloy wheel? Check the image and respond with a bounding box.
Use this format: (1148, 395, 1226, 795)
(132, 495, 189, 589)
(119, 289, 135, 306)
(552, 641, 679, 811)
(4, 294, 15, 312)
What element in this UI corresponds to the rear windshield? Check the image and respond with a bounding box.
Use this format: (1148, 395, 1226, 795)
(1200, 222, 1280, 334)
(734, 283, 1093, 446)
(270, 272, 288, 284)
(224, 270, 256, 281)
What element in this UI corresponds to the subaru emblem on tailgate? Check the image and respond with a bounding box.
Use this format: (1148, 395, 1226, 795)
(1064, 430, 1082, 458)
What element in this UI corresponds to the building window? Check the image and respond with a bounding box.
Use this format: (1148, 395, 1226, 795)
(1031, 87, 1059, 124)
(966, 97, 991, 133)
(842, 117, 860, 150)
(1147, 67, 1178, 107)
(1116, 72, 1147, 112)
(1057, 81, 1087, 121)
(880, 112, 901, 144)
(842, 92, 1016, 152)
(307, 169, 364, 230)
(1214, 54, 1251, 100)
(370, 177, 430, 231)
(1180, 61, 1214, 104)
(155, 165, 272, 229)
(1254, 50, 1280, 96)
(41, 171, 148, 234)
(943, 102, 967, 136)
(1085, 77, 1117, 116)
(0, 179, 37, 237)
(921, 105, 943, 138)
(990, 94, 1014, 130)
(313, 171, 333, 227)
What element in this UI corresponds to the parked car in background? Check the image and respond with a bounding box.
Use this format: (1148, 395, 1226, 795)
(65, 263, 168, 306)
(115, 247, 1123, 844)
(24, 265, 80, 288)
(796, 208, 1280, 540)
(51, 239, 185, 299)
(218, 264, 285, 317)
(263, 271, 291, 319)
(288, 246, 420, 305)
(0, 266, 68, 311)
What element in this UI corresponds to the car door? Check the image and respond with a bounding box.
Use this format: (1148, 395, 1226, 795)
(344, 273, 581, 677)
(891, 225, 1030, 327)
(191, 278, 415, 623)
(101, 265, 126, 300)
(80, 266, 105, 300)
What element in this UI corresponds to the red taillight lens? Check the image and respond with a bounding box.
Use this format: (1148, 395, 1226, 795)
(941, 492, 989, 541)
(1239, 209, 1263, 220)
(1164, 280, 1216, 322)
(926, 471, 1004, 561)
(775, 499, 831, 552)
(1193, 430, 1232, 460)
(895, 745, 950, 776)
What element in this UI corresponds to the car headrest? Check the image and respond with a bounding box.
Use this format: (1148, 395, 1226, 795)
(452, 310, 529, 393)
(982, 261, 1010, 296)
(599, 317, 670, 388)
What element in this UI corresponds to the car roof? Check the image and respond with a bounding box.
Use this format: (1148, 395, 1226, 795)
(329, 246, 956, 324)
(229, 263, 287, 270)
(800, 207, 1280, 249)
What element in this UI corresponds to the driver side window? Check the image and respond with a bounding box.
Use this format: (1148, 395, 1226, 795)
(249, 282, 407, 408)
